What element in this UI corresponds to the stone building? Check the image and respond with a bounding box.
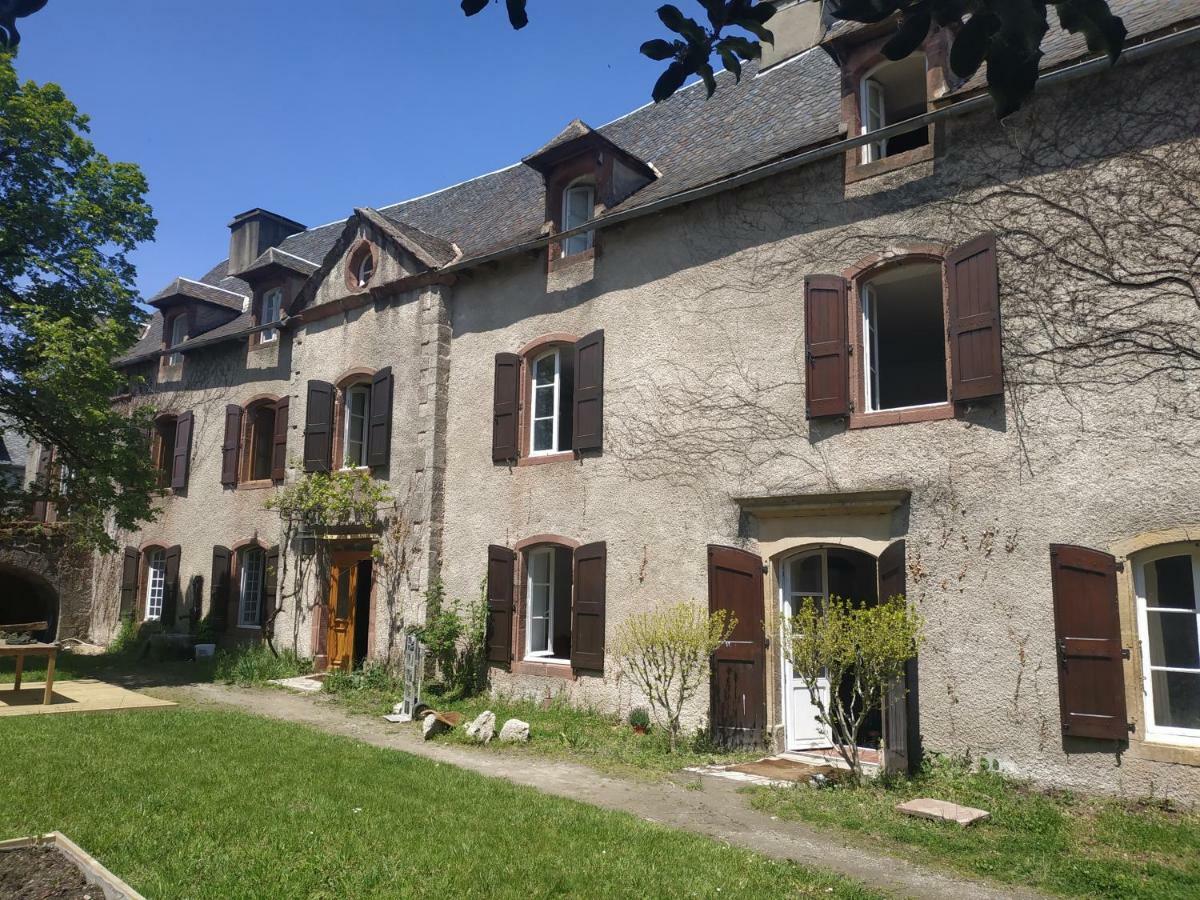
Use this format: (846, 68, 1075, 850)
(72, 1, 1200, 799)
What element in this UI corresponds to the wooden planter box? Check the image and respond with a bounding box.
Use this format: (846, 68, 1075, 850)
(0, 832, 145, 900)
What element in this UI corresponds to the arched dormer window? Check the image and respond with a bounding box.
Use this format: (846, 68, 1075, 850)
(561, 180, 595, 258)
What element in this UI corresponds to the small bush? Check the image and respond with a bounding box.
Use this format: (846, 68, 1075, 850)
(414, 578, 488, 701)
(214, 644, 309, 685)
(106, 617, 138, 656)
(628, 707, 651, 729)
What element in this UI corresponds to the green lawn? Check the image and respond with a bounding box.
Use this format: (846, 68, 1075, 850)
(749, 759, 1200, 900)
(0, 708, 876, 899)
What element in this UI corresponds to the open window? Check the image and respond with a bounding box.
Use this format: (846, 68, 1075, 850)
(524, 544, 574, 663)
(238, 546, 265, 629)
(860, 262, 947, 413)
(341, 383, 370, 468)
(153, 415, 177, 488)
(165, 313, 187, 368)
(860, 55, 929, 164)
(561, 180, 595, 258)
(243, 399, 278, 482)
(259, 287, 283, 343)
(528, 347, 574, 456)
(346, 242, 376, 291)
(144, 547, 166, 621)
(1134, 547, 1200, 741)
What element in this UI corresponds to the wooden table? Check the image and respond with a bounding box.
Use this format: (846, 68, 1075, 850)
(0, 642, 58, 705)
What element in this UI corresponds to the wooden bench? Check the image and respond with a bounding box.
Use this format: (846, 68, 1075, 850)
(0, 621, 56, 705)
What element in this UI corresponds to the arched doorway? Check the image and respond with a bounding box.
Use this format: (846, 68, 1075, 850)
(0, 565, 59, 642)
(778, 546, 880, 752)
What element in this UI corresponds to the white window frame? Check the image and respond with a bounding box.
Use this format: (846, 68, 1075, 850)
(1134, 545, 1200, 746)
(860, 76, 886, 164)
(238, 547, 265, 629)
(561, 182, 595, 258)
(529, 349, 560, 456)
(167, 315, 187, 367)
(341, 384, 370, 469)
(260, 288, 283, 343)
(525, 546, 564, 661)
(145, 548, 166, 621)
(859, 266, 948, 414)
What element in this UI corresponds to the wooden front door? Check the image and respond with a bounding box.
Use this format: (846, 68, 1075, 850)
(327, 556, 359, 673)
(708, 545, 767, 748)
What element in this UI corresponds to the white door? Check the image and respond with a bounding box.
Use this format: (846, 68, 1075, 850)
(780, 551, 832, 750)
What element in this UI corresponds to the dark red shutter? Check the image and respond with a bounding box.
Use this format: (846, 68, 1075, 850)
(572, 330, 605, 452)
(209, 545, 231, 632)
(367, 367, 393, 468)
(162, 544, 182, 628)
(303, 380, 334, 473)
(1050, 544, 1130, 740)
(271, 397, 289, 481)
(804, 276, 850, 418)
(263, 545, 279, 630)
(708, 545, 767, 748)
(485, 544, 515, 665)
(878, 540, 919, 774)
(119, 546, 140, 620)
(170, 412, 193, 491)
(221, 404, 242, 487)
(571, 541, 607, 671)
(946, 233, 1003, 401)
(492, 354, 521, 463)
(30, 446, 51, 521)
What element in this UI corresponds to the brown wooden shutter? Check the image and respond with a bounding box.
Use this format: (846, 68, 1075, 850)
(708, 545, 767, 748)
(221, 404, 242, 487)
(170, 412, 193, 491)
(878, 540, 919, 775)
(271, 397, 289, 481)
(367, 367, 393, 468)
(571, 541, 607, 671)
(1049, 544, 1130, 740)
(162, 544, 182, 628)
(572, 330, 605, 452)
(946, 233, 1003, 401)
(263, 545, 279, 630)
(804, 276, 850, 418)
(209, 545, 231, 632)
(492, 354, 521, 462)
(119, 546, 140, 620)
(303, 380, 334, 473)
(485, 544, 515, 665)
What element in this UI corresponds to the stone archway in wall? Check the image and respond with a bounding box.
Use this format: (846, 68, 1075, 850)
(0, 564, 59, 642)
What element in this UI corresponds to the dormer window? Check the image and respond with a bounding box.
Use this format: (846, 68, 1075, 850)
(166, 314, 187, 367)
(561, 181, 595, 258)
(860, 55, 929, 164)
(260, 287, 283, 342)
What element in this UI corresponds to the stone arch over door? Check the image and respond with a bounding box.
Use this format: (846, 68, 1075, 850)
(0, 563, 59, 642)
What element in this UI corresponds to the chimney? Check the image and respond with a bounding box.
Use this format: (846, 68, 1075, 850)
(759, 0, 824, 72)
(227, 209, 306, 276)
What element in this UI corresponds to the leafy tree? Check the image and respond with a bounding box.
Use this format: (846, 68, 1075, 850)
(615, 601, 736, 751)
(0, 51, 157, 549)
(786, 594, 922, 781)
(460, 0, 1125, 117)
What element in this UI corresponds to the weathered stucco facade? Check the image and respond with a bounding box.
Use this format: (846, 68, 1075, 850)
(73, 4, 1200, 802)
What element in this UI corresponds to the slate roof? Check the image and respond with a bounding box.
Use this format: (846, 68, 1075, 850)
(119, 0, 1199, 366)
(147, 276, 246, 310)
(238, 246, 321, 280)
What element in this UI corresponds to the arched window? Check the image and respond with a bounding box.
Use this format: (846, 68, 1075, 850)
(144, 547, 167, 621)
(342, 383, 370, 468)
(524, 543, 574, 663)
(529, 348, 569, 455)
(859, 261, 946, 413)
(153, 414, 177, 487)
(1134, 546, 1200, 740)
(561, 180, 595, 258)
(238, 545, 266, 629)
(347, 241, 376, 290)
(860, 54, 929, 164)
(260, 287, 283, 343)
(166, 313, 188, 367)
(243, 399, 278, 482)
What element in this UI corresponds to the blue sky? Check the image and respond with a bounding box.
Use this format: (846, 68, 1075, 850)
(12, 1, 667, 298)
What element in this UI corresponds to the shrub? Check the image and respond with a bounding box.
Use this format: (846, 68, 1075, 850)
(628, 706, 651, 730)
(414, 578, 488, 701)
(213, 643, 309, 686)
(786, 594, 922, 782)
(106, 617, 137, 656)
(615, 602, 736, 751)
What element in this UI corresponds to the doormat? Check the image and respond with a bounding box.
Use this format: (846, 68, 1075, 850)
(728, 757, 837, 782)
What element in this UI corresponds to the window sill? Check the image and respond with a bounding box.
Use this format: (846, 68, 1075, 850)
(517, 451, 576, 467)
(247, 338, 279, 353)
(237, 479, 276, 491)
(1129, 736, 1200, 767)
(511, 659, 576, 680)
(849, 403, 955, 430)
(547, 246, 595, 273)
(846, 142, 934, 184)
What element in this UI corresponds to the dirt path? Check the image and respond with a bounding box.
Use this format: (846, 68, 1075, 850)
(164, 682, 1042, 900)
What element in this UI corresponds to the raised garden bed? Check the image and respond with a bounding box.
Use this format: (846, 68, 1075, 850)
(0, 833, 143, 900)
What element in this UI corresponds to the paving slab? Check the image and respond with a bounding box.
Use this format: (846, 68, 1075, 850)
(897, 798, 991, 826)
